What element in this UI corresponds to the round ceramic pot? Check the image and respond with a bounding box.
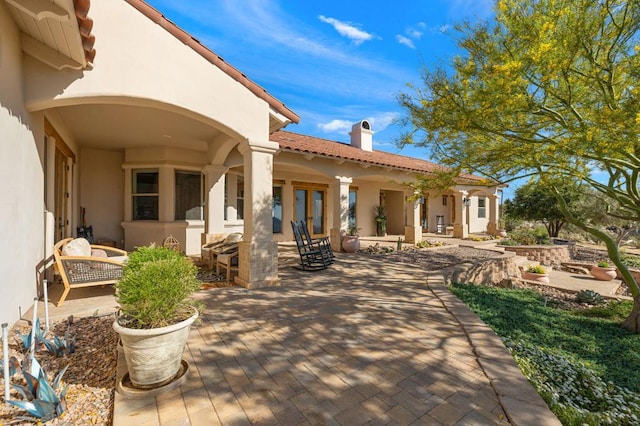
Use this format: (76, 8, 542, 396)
(590, 266, 617, 281)
(497, 229, 508, 238)
(523, 271, 549, 284)
(341, 235, 360, 253)
(113, 309, 198, 389)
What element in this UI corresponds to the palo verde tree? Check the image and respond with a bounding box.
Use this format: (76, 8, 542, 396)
(397, 0, 640, 331)
(505, 179, 584, 237)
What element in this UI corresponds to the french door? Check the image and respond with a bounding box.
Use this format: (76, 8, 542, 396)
(294, 186, 326, 238)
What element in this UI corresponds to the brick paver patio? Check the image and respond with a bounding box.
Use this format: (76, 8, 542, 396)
(113, 250, 559, 425)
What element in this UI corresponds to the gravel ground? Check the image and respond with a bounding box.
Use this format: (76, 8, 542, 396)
(358, 244, 505, 270)
(0, 314, 118, 425)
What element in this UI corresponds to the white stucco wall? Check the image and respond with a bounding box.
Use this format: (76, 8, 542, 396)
(80, 148, 125, 245)
(0, 3, 45, 326)
(22, 0, 271, 142)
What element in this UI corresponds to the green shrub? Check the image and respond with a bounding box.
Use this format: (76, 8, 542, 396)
(621, 254, 640, 269)
(116, 245, 201, 329)
(501, 227, 550, 245)
(597, 260, 611, 268)
(573, 300, 633, 322)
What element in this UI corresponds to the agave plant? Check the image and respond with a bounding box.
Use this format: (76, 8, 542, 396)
(42, 324, 76, 357)
(0, 356, 20, 377)
(15, 318, 46, 351)
(8, 355, 69, 421)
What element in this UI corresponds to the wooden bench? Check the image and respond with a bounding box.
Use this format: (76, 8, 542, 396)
(53, 238, 128, 306)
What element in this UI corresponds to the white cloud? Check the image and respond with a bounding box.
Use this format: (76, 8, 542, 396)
(437, 24, 452, 33)
(368, 112, 399, 132)
(318, 112, 399, 135)
(406, 27, 423, 40)
(318, 15, 375, 45)
(396, 35, 415, 49)
(318, 119, 353, 133)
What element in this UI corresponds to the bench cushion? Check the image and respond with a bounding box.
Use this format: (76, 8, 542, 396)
(62, 238, 91, 257)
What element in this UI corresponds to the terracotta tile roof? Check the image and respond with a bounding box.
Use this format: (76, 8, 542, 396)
(75, 0, 96, 64)
(124, 0, 299, 124)
(271, 130, 485, 183)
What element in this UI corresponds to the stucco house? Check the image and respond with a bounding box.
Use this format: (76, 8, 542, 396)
(0, 0, 501, 327)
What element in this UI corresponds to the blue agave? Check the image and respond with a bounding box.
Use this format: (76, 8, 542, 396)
(15, 318, 46, 351)
(8, 356, 68, 421)
(0, 356, 20, 377)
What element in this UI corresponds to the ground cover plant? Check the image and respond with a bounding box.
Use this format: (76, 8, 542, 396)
(450, 283, 640, 424)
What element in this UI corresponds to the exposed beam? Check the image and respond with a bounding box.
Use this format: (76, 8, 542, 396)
(6, 0, 70, 21)
(22, 33, 83, 70)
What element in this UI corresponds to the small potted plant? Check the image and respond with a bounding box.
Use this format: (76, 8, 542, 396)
(590, 260, 617, 281)
(374, 205, 387, 237)
(523, 264, 549, 284)
(342, 224, 361, 253)
(113, 245, 202, 390)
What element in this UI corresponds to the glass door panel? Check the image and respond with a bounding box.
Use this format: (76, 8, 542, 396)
(295, 189, 308, 223)
(312, 190, 324, 235)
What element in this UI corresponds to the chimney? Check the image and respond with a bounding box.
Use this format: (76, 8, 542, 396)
(349, 120, 374, 152)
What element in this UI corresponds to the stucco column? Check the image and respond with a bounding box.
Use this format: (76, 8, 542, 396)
(487, 194, 499, 235)
(203, 165, 228, 234)
(404, 194, 422, 244)
(236, 141, 280, 288)
(158, 165, 173, 223)
(453, 191, 469, 238)
(330, 176, 352, 252)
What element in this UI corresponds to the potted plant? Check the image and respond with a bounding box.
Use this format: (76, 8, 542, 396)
(590, 260, 617, 281)
(113, 245, 201, 389)
(342, 224, 361, 253)
(523, 264, 549, 284)
(496, 218, 507, 237)
(374, 205, 387, 237)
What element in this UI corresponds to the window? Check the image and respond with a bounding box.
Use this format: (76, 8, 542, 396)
(175, 171, 203, 220)
(132, 169, 159, 220)
(237, 176, 244, 220)
(478, 197, 486, 218)
(442, 195, 448, 206)
(273, 185, 283, 233)
(348, 189, 357, 228)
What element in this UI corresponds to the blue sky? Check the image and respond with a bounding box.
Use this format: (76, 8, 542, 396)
(144, 0, 506, 187)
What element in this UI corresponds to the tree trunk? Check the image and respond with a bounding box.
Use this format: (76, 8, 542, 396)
(622, 296, 640, 333)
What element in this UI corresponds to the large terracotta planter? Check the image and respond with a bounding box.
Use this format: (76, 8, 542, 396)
(590, 266, 617, 281)
(113, 309, 198, 389)
(523, 272, 550, 284)
(342, 235, 360, 253)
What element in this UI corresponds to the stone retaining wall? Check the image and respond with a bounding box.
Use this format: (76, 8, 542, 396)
(503, 245, 570, 266)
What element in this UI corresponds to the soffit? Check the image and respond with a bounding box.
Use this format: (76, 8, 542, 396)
(4, 0, 95, 70)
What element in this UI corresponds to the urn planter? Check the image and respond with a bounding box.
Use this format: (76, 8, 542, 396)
(113, 309, 198, 389)
(342, 235, 360, 253)
(523, 271, 550, 284)
(590, 266, 617, 281)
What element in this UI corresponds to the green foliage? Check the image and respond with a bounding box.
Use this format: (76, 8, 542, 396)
(575, 289, 606, 306)
(449, 284, 640, 392)
(621, 254, 640, 269)
(504, 180, 584, 238)
(505, 339, 640, 425)
(9, 361, 69, 421)
(597, 260, 611, 268)
(574, 300, 633, 322)
(526, 264, 546, 274)
(116, 245, 201, 329)
(398, 0, 640, 303)
(396, 237, 404, 251)
(374, 205, 387, 221)
(498, 226, 550, 245)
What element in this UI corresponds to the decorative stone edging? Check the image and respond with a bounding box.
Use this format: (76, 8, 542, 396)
(426, 273, 562, 425)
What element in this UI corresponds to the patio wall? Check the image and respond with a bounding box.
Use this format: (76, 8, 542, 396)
(0, 2, 45, 326)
